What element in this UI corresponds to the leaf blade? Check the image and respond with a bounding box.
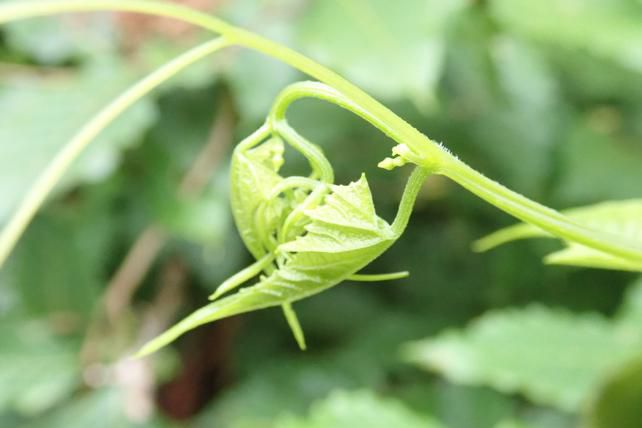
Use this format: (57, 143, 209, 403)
(475, 199, 642, 271)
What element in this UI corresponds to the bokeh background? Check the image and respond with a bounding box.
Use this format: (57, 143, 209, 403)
(1, 0, 641, 427)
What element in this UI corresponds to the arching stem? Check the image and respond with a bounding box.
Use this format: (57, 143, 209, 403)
(269, 82, 642, 263)
(272, 122, 335, 183)
(441, 157, 642, 263)
(267, 176, 321, 200)
(391, 167, 432, 236)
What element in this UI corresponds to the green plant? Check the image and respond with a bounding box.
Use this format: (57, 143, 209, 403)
(1, 0, 641, 359)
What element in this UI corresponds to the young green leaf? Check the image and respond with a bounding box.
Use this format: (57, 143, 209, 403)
(136, 142, 428, 357)
(474, 200, 642, 272)
(229, 128, 288, 260)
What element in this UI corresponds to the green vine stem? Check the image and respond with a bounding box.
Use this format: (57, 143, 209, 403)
(271, 125, 335, 183)
(391, 167, 432, 235)
(442, 157, 642, 262)
(267, 82, 642, 263)
(269, 81, 403, 146)
(1, 0, 641, 268)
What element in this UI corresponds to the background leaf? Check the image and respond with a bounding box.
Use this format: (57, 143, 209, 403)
(19, 388, 166, 428)
(490, 0, 642, 72)
(0, 317, 79, 416)
(404, 280, 642, 412)
(0, 58, 156, 224)
(583, 352, 642, 428)
(274, 389, 446, 428)
(296, 0, 467, 108)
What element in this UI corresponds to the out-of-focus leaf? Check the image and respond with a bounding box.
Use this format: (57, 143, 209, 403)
(519, 411, 575, 428)
(473, 36, 563, 195)
(217, 0, 300, 123)
(437, 385, 517, 428)
(583, 352, 642, 428)
(474, 200, 642, 271)
(226, 50, 298, 124)
(581, 279, 642, 428)
(19, 388, 166, 428)
(127, 84, 243, 288)
(397, 381, 517, 428)
(442, 11, 565, 195)
(0, 58, 157, 224)
(274, 389, 445, 428)
(616, 277, 642, 328)
(494, 421, 532, 428)
(193, 358, 364, 428)
(0, 317, 79, 416)
(0, 4, 115, 64)
(555, 123, 642, 203)
(158, 186, 230, 247)
(2, 182, 117, 317)
(296, 0, 467, 108)
(490, 0, 642, 72)
(194, 310, 432, 428)
(404, 304, 642, 412)
(549, 48, 642, 103)
(0, 414, 21, 426)
(135, 37, 225, 93)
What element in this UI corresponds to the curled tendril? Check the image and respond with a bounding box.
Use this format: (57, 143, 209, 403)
(136, 83, 429, 357)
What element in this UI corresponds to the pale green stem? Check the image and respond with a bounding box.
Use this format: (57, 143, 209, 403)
(391, 167, 432, 235)
(267, 176, 320, 199)
(348, 271, 409, 282)
(272, 123, 335, 183)
(235, 123, 271, 152)
(270, 82, 401, 146)
(472, 224, 538, 252)
(282, 302, 306, 350)
(270, 82, 642, 263)
(442, 157, 642, 262)
(209, 253, 275, 301)
(2, 0, 641, 265)
(0, 36, 230, 267)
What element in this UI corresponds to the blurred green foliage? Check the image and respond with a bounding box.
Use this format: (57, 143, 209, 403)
(405, 280, 642, 412)
(0, 0, 641, 427)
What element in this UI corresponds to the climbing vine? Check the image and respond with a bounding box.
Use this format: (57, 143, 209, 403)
(1, 1, 640, 356)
